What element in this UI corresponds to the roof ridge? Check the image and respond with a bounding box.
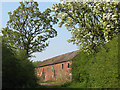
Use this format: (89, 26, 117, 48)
(45, 50, 79, 60)
(37, 49, 80, 67)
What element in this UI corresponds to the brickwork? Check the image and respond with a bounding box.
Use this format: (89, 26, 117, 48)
(36, 61, 72, 82)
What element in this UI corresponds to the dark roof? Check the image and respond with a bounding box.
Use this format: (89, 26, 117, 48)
(37, 50, 80, 67)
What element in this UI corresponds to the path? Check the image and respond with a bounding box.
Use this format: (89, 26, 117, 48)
(40, 83, 60, 86)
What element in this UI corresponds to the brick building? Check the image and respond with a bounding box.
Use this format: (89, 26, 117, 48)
(36, 50, 79, 82)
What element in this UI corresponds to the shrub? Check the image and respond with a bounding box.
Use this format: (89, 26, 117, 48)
(2, 44, 38, 88)
(71, 36, 119, 88)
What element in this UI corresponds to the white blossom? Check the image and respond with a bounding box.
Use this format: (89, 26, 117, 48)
(112, 15, 117, 18)
(107, 25, 111, 28)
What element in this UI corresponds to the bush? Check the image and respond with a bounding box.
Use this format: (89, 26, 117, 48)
(70, 36, 119, 88)
(87, 36, 118, 88)
(61, 81, 71, 87)
(2, 44, 38, 88)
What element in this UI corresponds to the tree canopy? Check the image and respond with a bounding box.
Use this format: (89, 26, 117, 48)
(2, 1, 58, 57)
(52, 2, 120, 53)
(32, 60, 42, 67)
(2, 43, 38, 88)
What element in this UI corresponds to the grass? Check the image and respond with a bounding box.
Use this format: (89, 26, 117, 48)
(39, 80, 66, 84)
(36, 80, 72, 88)
(37, 81, 85, 88)
(36, 84, 62, 88)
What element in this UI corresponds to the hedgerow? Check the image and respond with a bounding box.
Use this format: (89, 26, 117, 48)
(70, 36, 119, 88)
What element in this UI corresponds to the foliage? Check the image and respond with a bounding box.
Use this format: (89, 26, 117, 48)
(61, 81, 71, 87)
(62, 81, 86, 88)
(87, 36, 118, 88)
(2, 43, 38, 88)
(69, 36, 119, 88)
(71, 51, 91, 88)
(52, 2, 120, 53)
(2, 1, 58, 57)
(32, 60, 42, 67)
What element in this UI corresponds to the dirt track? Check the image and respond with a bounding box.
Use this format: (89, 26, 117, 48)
(40, 83, 60, 86)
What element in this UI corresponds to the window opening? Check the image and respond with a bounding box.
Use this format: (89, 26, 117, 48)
(51, 66, 53, 71)
(47, 67, 49, 71)
(68, 63, 70, 68)
(62, 64, 64, 69)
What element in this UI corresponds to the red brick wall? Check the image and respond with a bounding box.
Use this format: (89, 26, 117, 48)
(36, 61, 72, 82)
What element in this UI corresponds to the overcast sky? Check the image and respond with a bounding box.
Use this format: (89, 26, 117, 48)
(1, 1, 78, 62)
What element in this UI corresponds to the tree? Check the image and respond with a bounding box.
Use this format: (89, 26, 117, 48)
(2, 43, 38, 88)
(51, 2, 119, 53)
(32, 60, 42, 67)
(2, 1, 58, 57)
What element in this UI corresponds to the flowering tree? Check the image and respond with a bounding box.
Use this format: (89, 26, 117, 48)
(52, 2, 120, 53)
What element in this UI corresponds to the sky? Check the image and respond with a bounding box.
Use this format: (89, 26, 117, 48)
(1, 1, 78, 62)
